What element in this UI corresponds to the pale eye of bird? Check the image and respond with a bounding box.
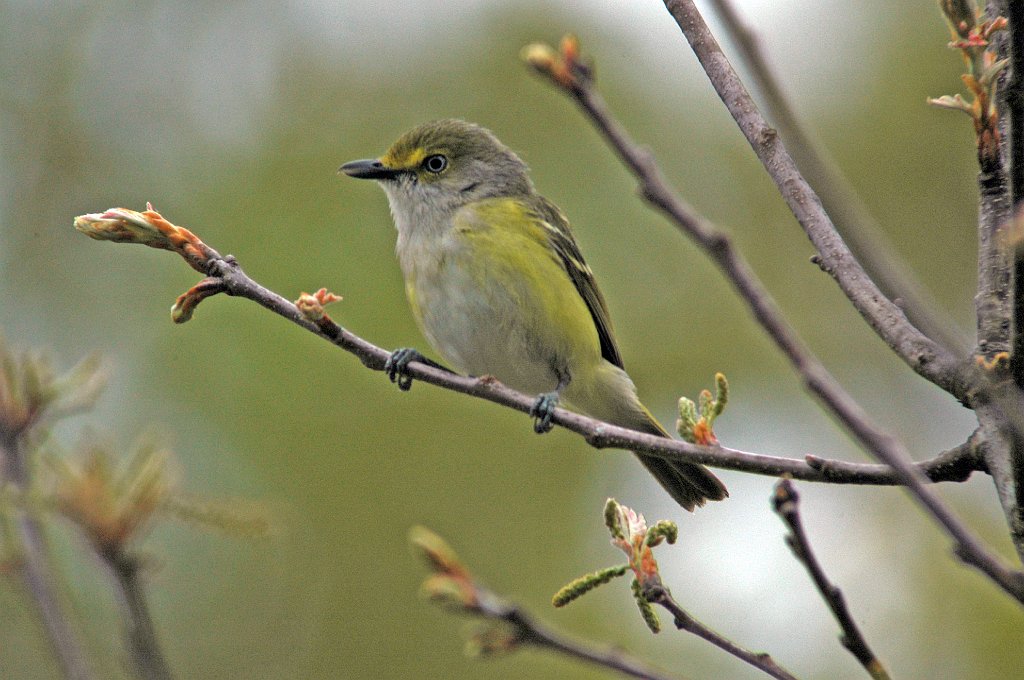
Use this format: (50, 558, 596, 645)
(422, 154, 448, 174)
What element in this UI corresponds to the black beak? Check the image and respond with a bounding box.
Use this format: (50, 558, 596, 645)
(338, 158, 403, 180)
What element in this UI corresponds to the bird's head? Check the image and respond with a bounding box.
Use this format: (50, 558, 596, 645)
(340, 119, 533, 228)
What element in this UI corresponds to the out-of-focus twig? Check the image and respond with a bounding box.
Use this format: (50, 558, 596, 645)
(0, 342, 98, 680)
(51, 442, 178, 680)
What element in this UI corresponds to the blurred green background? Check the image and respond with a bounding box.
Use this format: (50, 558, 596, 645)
(2, 0, 1022, 678)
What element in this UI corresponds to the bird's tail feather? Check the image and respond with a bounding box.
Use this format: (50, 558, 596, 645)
(630, 405, 728, 511)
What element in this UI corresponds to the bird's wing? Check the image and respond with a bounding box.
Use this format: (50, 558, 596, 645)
(526, 195, 625, 370)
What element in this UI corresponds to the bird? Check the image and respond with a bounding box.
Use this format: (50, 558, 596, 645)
(340, 119, 727, 510)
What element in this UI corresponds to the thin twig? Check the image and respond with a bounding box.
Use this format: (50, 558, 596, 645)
(642, 585, 798, 680)
(525, 21, 1024, 600)
(707, 0, 968, 354)
(0, 434, 94, 680)
(98, 549, 173, 680)
(501, 606, 683, 680)
(772, 479, 890, 680)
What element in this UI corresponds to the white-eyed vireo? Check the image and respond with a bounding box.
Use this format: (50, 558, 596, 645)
(340, 119, 727, 510)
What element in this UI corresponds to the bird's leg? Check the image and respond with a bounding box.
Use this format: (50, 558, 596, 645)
(530, 372, 570, 434)
(384, 348, 451, 391)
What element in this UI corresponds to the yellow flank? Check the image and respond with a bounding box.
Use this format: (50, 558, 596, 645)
(454, 197, 603, 370)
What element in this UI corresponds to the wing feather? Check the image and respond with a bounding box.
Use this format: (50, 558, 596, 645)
(526, 196, 624, 369)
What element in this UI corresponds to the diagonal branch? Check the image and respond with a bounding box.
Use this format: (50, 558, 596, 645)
(642, 585, 798, 680)
(707, 0, 968, 354)
(661, 0, 973, 402)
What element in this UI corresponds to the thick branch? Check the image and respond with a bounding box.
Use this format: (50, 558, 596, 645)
(1007, 0, 1024, 207)
(773, 479, 890, 680)
(976, 159, 1012, 361)
(661, 0, 973, 402)
(998, 0, 1024, 562)
(707, 0, 968, 354)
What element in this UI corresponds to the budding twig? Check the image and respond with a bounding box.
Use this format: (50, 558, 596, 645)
(409, 526, 680, 680)
(553, 500, 798, 680)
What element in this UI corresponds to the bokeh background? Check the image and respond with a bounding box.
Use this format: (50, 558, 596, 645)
(2, 0, 1022, 678)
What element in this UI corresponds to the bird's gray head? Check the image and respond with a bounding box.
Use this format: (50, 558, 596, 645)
(340, 119, 533, 231)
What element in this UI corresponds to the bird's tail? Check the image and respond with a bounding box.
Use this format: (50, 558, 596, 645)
(630, 405, 728, 511)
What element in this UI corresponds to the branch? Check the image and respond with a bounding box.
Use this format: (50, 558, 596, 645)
(643, 586, 798, 680)
(520, 34, 1024, 601)
(72, 208, 986, 487)
(934, 0, 1024, 564)
(659, 0, 972, 401)
(556, 500, 798, 680)
(772, 479, 890, 680)
(998, 0, 1024, 561)
(707, 0, 968, 354)
(1007, 0, 1024, 207)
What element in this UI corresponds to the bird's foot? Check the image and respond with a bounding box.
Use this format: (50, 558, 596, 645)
(384, 347, 425, 391)
(530, 391, 560, 434)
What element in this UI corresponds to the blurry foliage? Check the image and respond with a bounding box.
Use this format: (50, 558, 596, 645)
(0, 0, 1020, 678)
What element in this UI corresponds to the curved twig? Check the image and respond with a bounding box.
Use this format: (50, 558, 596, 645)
(773, 479, 890, 680)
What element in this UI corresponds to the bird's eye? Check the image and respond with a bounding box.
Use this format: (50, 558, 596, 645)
(423, 154, 448, 173)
